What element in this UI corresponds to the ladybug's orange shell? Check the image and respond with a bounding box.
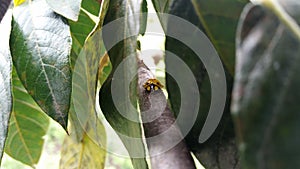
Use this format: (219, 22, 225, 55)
(143, 78, 164, 92)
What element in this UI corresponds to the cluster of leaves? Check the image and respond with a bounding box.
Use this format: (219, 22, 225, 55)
(0, 0, 300, 169)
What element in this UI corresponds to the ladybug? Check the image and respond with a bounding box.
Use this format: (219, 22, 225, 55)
(143, 78, 164, 92)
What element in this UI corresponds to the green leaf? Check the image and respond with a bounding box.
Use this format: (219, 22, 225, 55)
(69, 0, 109, 141)
(165, 0, 238, 168)
(60, 119, 106, 169)
(70, 27, 106, 142)
(10, 0, 72, 130)
(151, 0, 172, 14)
(69, 0, 106, 68)
(151, 0, 172, 31)
(232, 2, 300, 169)
(99, 0, 148, 168)
(139, 0, 147, 35)
(81, 0, 101, 16)
(98, 53, 112, 85)
(69, 11, 97, 68)
(5, 69, 50, 167)
(0, 10, 12, 164)
(191, 0, 248, 75)
(45, 0, 81, 21)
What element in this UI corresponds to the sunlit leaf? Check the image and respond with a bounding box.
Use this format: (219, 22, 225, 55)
(46, 0, 81, 21)
(232, 1, 300, 168)
(0, 10, 12, 164)
(5, 70, 49, 167)
(60, 119, 106, 169)
(10, 0, 72, 130)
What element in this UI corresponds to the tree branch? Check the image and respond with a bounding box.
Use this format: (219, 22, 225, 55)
(137, 59, 196, 169)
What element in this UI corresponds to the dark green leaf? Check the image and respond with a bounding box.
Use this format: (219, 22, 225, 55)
(10, 0, 72, 130)
(232, 2, 300, 169)
(139, 0, 147, 35)
(99, 0, 148, 168)
(191, 0, 248, 75)
(5, 69, 49, 167)
(0, 10, 12, 164)
(46, 0, 81, 21)
(165, 0, 238, 168)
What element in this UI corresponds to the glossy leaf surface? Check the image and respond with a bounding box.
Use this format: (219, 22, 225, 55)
(10, 0, 72, 130)
(232, 1, 300, 168)
(0, 10, 12, 163)
(99, 0, 148, 168)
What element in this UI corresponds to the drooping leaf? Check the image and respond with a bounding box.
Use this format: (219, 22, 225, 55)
(139, 0, 147, 35)
(99, 0, 148, 168)
(5, 69, 50, 167)
(69, 0, 109, 141)
(0, 0, 12, 22)
(191, 0, 248, 75)
(70, 27, 106, 142)
(69, 0, 106, 68)
(46, 0, 81, 21)
(165, 0, 239, 168)
(10, 0, 72, 130)
(0, 10, 12, 164)
(60, 119, 106, 169)
(232, 1, 300, 169)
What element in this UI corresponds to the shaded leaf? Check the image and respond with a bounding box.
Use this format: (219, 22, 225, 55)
(0, 10, 12, 164)
(69, 0, 106, 68)
(0, 0, 11, 22)
(191, 0, 248, 75)
(60, 119, 106, 169)
(69, 1, 109, 142)
(5, 69, 49, 167)
(165, 0, 239, 168)
(151, 0, 172, 14)
(70, 27, 106, 142)
(10, 0, 72, 130)
(232, 2, 300, 169)
(151, 0, 172, 31)
(46, 0, 81, 21)
(99, 0, 148, 168)
(139, 0, 147, 35)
